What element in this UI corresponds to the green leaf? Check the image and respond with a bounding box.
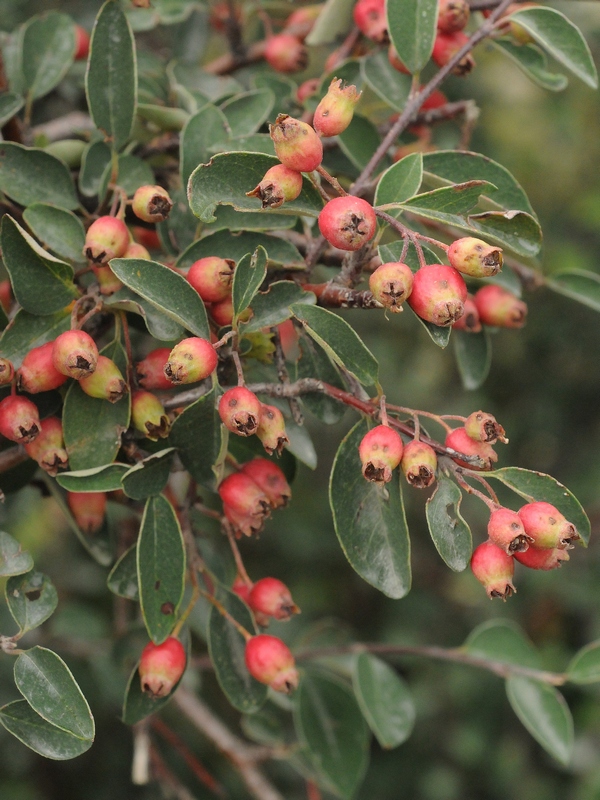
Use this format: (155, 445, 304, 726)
(137, 494, 186, 644)
(137, 103, 189, 131)
(0, 92, 24, 126)
(508, 7, 597, 88)
(107, 544, 139, 601)
(188, 152, 323, 223)
(286, 418, 318, 470)
(23, 204, 86, 264)
(464, 619, 541, 669)
(386, 0, 438, 74)
(232, 247, 267, 323)
(56, 463, 130, 493)
(121, 641, 188, 724)
(208, 588, 267, 713)
(122, 449, 175, 501)
(425, 476, 472, 572)
(86, 0, 137, 150)
(453, 328, 492, 390)
(109, 258, 209, 338)
(567, 641, 600, 685)
(506, 677, 573, 765)
(396, 180, 495, 216)
(252, 73, 295, 108)
(202, 204, 295, 233)
(0, 142, 78, 209)
(116, 154, 154, 196)
(546, 270, 600, 313)
(361, 51, 412, 112)
(295, 337, 347, 425)
(330, 420, 411, 599)
(492, 40, 568, 92)
(78, 140, 112, 198)
(338, 114, 387, 173)
(468, 210, 542, 259)
(306, 0, 354, 45)
(6, 570, 58, 634)
(169, 384, 227, 491)
(176, 230, 303, 270)
(415, 316, 452, 348)
(291, 304, 379, 387)
(487, 467, 591, 546)
(294, 670, 370, 799)
(14, 647, 94, 740)
(180, 102, 229, 187)
(0, 700, 93, 760)
(220, 89, 274, 138)
(375, 153, 423, 207)
(22, 12, 75, 101)
(0, 531, 34, 577)
(352, 653, 415, 749)
(0, 308, 70, 368)
(104, 287, 185, 342)
(240, 281, 317, 334)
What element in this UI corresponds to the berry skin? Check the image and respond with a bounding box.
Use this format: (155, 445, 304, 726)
(471, 541, 516, 600)
(284, 4, 322, 35)
(0, 357, 14, 386)
(0, 280, 12, 313)
(67, 491, 107, 534)
(264, 34, 308, 73)
(256, 404, 289, 456)
(318, 196, 377, 252)
(313, 79, 362, 138)
(219, 472, 271, 529)
(488, 507, 532, 554)
(123, 242, 151, 260)
(0, 395, 41, 443)
(369, 261, 414, 313)
(353, 0, 387, 42)
(52, 330, 99, 380)
(452, 294, 482, 333)
(269, 114, 323, 173)
(210, 297, 235, 328)
(132, 185, 173, 223)
(79, 356, 127, 403)
(74, 25, 90, 60)
(219, 387, 262, 437)
(244, 634, 299, 693)
(296, 78, 320, 103)
(83, 216, 129, 264)
(247, 165, 303, 210)
(249, 578, 300, 621)
(517, 502, 579, 550)
(432, 32, 475, 76)
(24, 416, 68, 476)
(132, 226, 161, 250)
(474, 285, 527, 328)
(92, 265, 124, 295)
(437, 0, 470, 34)
(187, 257, 235, 303)
(139, 637, 186, 698)
(447, 237, 503, 278)
(132, 390, 171, 440)
(18, 342, 68, 394)
(241, 458, 292, 508)
(407, 264, 467, 327)
(136, 348, 173, 391)
(401, 440, 437, 488)
(445, 427, 497, 470)
(164, 338, 218, 385)
(359, 425, 404, 484)
(465, 411, 507, 444)
(514, 545, 570, 570)
(232, 575, 252, 604)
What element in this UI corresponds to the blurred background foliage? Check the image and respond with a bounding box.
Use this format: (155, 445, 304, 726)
(1, 0, 600, 798)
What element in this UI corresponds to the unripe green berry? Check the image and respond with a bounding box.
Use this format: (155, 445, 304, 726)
(447, 237, 503, 278)
(79, 356, 127, 403)
(369, 261, 414, 312)
(401, 440, 437, 488)
(132, 390, 171, 440)
(313, 78, 362, 138)
(132, 185, 173, 223)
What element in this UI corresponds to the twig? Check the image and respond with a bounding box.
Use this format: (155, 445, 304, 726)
(0, 445, 28, 475)
(272, 326, 303, 425)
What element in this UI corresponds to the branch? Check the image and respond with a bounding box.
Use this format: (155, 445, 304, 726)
(304, 283, 383, 309)
(0, 445, 28, 476)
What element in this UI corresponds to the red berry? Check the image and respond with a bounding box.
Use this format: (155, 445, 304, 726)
(83, 216, 129, 264)
(246, 165, 303, 209)
(474, 285, 527, 328)
(401, 440, 437, 488)
(132, 390, 171, 440)
(136, 348, 173, 391)
(284, 5, 322, 36)
(52, 330, 99, 380)
(437, 0, 470, 34)
(219, 472, 271, 529)
(18, 342, 68, 394)
(432, 31, 475, 76)
(517, 502, 579, 550)
(79, 356, 127, 403)
(187, 257, 235, 303)
(452, 294, 481, 333)
(514, 545, 570, 570)
(24, 416, 68, 476)
(74, 24, 90, 60)
(445, 427, 497, 470)
(132, 185, 173, 223)
(264, 34, 308, 74)
(465, 410, 507, 444)
(269, 114, 323, 173)
(487, 507, 531, 554)
(132, 226, 161, 250)
(419, 89, 448, 111)
(241, 458, 292, 508)
(313, 79, 362, 138)
(0, 395, 41, 443)
(318, 196, 377, 252)
(447, 237, 503, 278)
(219, 387, 262, 437)
(369, 261, 414, 312)
(164, 337, 218, 384)
(353, 0, 387, 42)
(210, 297, 235, 327)
(232, 575, 252, 604)
(256, 404, 289, 456)
(471, 541, 516, 600)
(0, 280, 12, 313)
(407, 264, 467, 327)
(359, 425, 404, 483)
(139, 637, 186, 698)
(244, 634, 299, 693)
(248, 578, 300, 621)
(67, 491, 107, 534)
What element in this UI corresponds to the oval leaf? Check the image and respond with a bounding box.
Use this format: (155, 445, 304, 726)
(0, 531, 34, 577)
(6, 570, 58, 634)
(78, 140, 112, 198)
(0, 142, 78, 209)
(180, 102, 229, 187)
(425, 475, 472, 572)
(547, 269, 600, 313)
(567, 641, 600, 685)
(306, 0, 354, 46)
(361, 51, 412, 112)
(177, 230, 303, 270)
(232, 247, 267, 322)
(23, 204, 86, 264)
(104, 287, 185, 342)
(56, 463, 130, 493)
(107, 544, 139, 601)
(220, 89, 274, 138)
(22, 12, 75, 101)
(240, 281, 316, 334)
(386, 0, 438, 74)
(295, 336, 347, 425)
(0, 308, 71, 368)
(453, 328, 492, 390)
(375, 153, 423, 207)
(492, 40, 568, 92)
(464, 619, 541, 669)
(122, 449, 175, 501)
(0, 700, 93, 761)
(0, 92, 24, 127)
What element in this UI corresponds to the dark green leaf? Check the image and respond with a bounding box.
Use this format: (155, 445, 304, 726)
(107, 544, 139, 601)
(425, 476, 472, 571)
(116, 154, 154, 196)
(210, 133, 276, 157)
(375, 153, 423, 207)
(338, 114, 387, 172)
(567, 641, 600, 685)
(305, 0, 354, 45)
(188, 152, 323, 223)
(361, 51, 412, 112)
(176, 230, 303, 270)
(0, 92, 24, 127)
(6, 570, 58, 634)
(86, 0, 137, 150)
(240, 281, 317, 334)
(546, 270, 600, 313)
(506, 677, 573, 765)
(487, 467, 590, 545)
(0, 531, 34, 577)
(78, 140, 112, 198)
(56, 463, 130, 493)
(170, 62, 243, 103)
(14, 647, 94, 740)
(295, 337, 347, 424)
(352, 653, 415, 749)
(508, 7, 597, 88)
(252, 73, 295, 109)
(0, 308, 70, 368)
(464, 619, 541, 669)
(330, 420, 411, 598)
(122, 449, 175, 501)
(453, 328, 492, 390)
(468, 210, 542, 258)
(0, 142, 78, 209)
(202, 204, 295, 233)
(220, 89, 274, 138)
(22, 12, 75, 101)
(0, 700, 93, 760)
(493, 40, 568, 92)
(23, 204, 86, 264)
(396, 181, 495, 216)
(109, 258, 209, 338)
(386, 0, 438, 74)
(294, 670, 370, 799)
(180, 103, 229, 187)
(137, 103, 189, 131)
(232, 247, 267, 322)
(104, 287, 185, 342)
(169, 384, 227, 491)
(208, 588, 267, 713)
(291, 304, 379, 386)
(137, 494, 186, 644)
(415, 315, 452, 348)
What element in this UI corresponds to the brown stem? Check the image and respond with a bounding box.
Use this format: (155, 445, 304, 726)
(224, 521, 253, 587)
(0, 445, 28, 475)
(452, 468, 498, 511)
(303, 283, 382, 309)
(315, 165, 348, 197)
(271, 326, 303, 425)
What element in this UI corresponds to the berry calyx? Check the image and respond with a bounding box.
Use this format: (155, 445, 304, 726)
(264, 34, 308, 73)
(18, 342, 68, 394)
(79, 356, 127, 403)
(318, 196, 377, 252)
(132, 185, 173, 223)
(244, 634, 299, 693)
(517, 502, 579, 550)
(0, 357, 14, 386)
(445, 427, 498, 470)
(401, 440, 437, 488)
(353, 0, 388, 42)
(52, 330, 99, 380)
(256, 404, 289, 456)
(164, 338, 218, 385)
(269, 115, 323, 173)
(359, 424, 404, 483)
(471, 541, 516, 600)
(83, 216, 129, 264)
(132, 390, 171, 440)
(67, 491, 107, 534)
(447, 237, 503, 278)
(437, 0, 470, 34)
(241, 458, 292, 508)
(313, 79, 362, 138)
(0, 395, 41, 443)
(432, 32, 475, 76)
(248, 578, 300, 621)
(136, 348, 173, 390)
(407, 264, 467, 327)
(514, 545, 570, 570)
(488, 507, 532, 554)
(187, 257, 235, 303)
(465, 411, 507, 444)
(247, 165, 303, 209)
(139, 637, 186, 698)
(369, 261, 414, 312)
(219, 387, 262, 437)
(474, 285, 527, 328)
(452, 294, 481, 333)
(24, 416, 68, 476)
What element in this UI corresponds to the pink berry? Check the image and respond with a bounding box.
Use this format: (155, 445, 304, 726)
(448, 237, 503, 278)
(313, 79, 362, 138)
(18, 342, 68, 394)
(359, 425, 404, 483)
(269, 114, 323, 173)
(123, 242, 151, 259)
(244, 634, 299, 693)
(432, 31, 475, 76)
(232, 575, 252, 604)
(164, 338, 218, 385)
(437, 0, 470, 34)
(0, 395, 41, 444)
(353, 0, 387, 42)
(219, 472, 271, 527)
(67, 491, 107, 534)
(187, 257, 235, 303)
(517, 502, 579, 550)
(248, 578, 300, 621)
(318, 196, 377, 252)
(74, 24, 90, 61)
(52, 330, 99, 380)
(136, 348, 173, 390)
(246, 165, 303, 209)
(474, 285, 527, 328)
(514, 545, 570, 570)
(24, 416, 68, 476)
(369, 261, 414, 313)
(132, 390, 171, 440)
(83, 216, 129, 264)
(465, 410, 507, 444)
(210, 297, 235, 327)
(407, 264, 467, 327)
(241, 458, 292, 508)
(132, 185, 173, 223)
(296, 78, 320, 103)
(78, 356, 127, 403)
(219, 387, 262, 437)
(264, 34, 308, 73)
(445, 427, 497, 471)
(488, 507, 531, 554)
(471, 541, 516, 600)
(401, 440, 437, 488)
(139, 637, 186, 698)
